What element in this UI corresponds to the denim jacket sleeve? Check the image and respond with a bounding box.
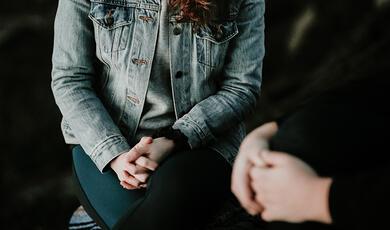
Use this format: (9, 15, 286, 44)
(173, 0, 265, 149)
(51, 0, 130, 173)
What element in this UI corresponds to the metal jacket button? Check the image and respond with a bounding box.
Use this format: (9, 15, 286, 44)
(213, 24, 223, 40)
(173, 26, 182, 35)
(105, 10, 115, 27)
(175, 71, 183, 79)
(215, 31, 223, 40)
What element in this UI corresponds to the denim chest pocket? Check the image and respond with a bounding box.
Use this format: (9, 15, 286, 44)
(88, 1, 135, 53)
(196, 21, 239, 68)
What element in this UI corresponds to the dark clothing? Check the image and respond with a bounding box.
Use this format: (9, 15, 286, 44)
(72, 145, 232, 230)
(268, 77, 390, 230)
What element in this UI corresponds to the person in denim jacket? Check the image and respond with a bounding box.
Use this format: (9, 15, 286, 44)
(51, 0, 264, 229)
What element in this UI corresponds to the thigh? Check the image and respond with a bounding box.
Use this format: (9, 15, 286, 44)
(72, 145, 145, 230)
(115, 147, 232, 230)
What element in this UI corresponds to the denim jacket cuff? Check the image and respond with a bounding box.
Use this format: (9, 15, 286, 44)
(90, 135, 130, 173)
(172, 114, 216, 149)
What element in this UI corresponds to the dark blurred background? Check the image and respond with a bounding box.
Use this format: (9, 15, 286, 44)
(1, 0, 389, 229)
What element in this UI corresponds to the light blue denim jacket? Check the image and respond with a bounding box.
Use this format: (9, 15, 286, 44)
(51, 0, 265, 173)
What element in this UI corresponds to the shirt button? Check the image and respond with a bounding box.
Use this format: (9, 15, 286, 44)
(173, 26, 182, 35)
(175, 71, 183, 79)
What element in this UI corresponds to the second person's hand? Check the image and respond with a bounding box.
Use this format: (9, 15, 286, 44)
(231, 122, 278, 215)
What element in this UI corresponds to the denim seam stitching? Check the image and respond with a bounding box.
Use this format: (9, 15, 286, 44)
(90, 135, 126, 160)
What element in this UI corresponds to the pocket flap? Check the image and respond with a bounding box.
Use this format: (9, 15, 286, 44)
(196, 21, 239, 44)
(88, 2, 134, 30)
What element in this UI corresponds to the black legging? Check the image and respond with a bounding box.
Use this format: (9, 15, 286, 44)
(72, 145, 232, 230)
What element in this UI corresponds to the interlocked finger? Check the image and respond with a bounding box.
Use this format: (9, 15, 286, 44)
(135, 156, 158, 171)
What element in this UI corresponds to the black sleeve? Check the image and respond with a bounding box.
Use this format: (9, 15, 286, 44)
(269, 76, 390, 229)
(329, 167, 390, 229)
(271, 77, 390, 173)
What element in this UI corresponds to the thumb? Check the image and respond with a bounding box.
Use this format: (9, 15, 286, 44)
(248, 150, 268, 168)
(127, 137, 153, 162)
(140, 136, 153, 145)
(256, 121, 279, 139)
(261, 150, 289, 166)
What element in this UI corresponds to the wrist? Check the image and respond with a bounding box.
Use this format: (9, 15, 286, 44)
(153, 126, 190, 151)
(311, 177, 333, 224)
(160, 136, 176, 150)
(109, 155, 121, 171)
(109, 158, 117, 170)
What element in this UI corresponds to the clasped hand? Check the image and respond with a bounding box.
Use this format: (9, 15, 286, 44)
(231, 122, 332, 224)
(110, 136, 175, 190)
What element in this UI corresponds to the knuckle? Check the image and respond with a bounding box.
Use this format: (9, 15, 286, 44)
(127, 150, 137, 159)
(135, 165, 146, 174)
(231, 185, 240, 195)
(240, 200, 250, 209)
(137, 177, 146, 183)
(122, 182, 129, 188)
(126, 178, 136, 185)
(231, 184, 236, 193)
(119, 173, 126, 180)
(122, 173, 131, 180)
(124, 175, 133, 182)
(127, 164, 135, 173)
(133, 145, 140, 152)
(144, 160, 152, 167)
(261, 212, 272, 221)
(136, 157, 146, 166)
